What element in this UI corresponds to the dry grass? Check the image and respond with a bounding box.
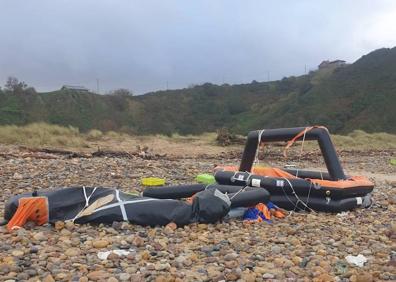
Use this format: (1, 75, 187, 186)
(0, 123, 87, 148)
(0, 124, 395, 155)
(0, 123, 232, 156)
(332, 130, 396, 150)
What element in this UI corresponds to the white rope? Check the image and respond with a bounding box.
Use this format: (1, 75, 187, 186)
(278, 180, 301, 213)
(204, 184, 214, 190)
(300, 128, 308, 156)
(116, 189, 128, 221)
(71, 186, 98, 222)
(282, 178, 315, 213)
(253, 129, 265, 167)
(306, 182, 313, 209)
(229, 185, 248, 200)
(294, 127, 308, 178)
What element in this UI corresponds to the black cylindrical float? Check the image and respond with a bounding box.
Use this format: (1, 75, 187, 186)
(142, 183, 270, 208)
(269, 195, 368, 213)
(214, 170, 373, 199)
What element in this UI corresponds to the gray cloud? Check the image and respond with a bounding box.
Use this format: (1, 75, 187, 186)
(1, 0, 396, 94)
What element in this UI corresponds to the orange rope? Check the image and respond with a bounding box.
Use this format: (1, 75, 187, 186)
(283, 126, 328, 158)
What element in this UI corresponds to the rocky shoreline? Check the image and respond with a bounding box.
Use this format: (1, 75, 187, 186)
(0, 146, 395, 281)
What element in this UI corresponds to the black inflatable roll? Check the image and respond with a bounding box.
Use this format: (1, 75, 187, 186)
(283, 169, 333, 180)
(75, 189, 231, 226)
(143, 184, 206, 199)
(143, 184, 270, 208)
(214, 171, 373, 199)
(4, 187, 232, 227)
(227, 188, 270, 208)
(270, 194, 371, 213)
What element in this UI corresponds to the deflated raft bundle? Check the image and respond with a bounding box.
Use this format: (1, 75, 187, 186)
(3, 184, 270, 230)
(4, 186, 231, 230)
(215, 126, 374, 212)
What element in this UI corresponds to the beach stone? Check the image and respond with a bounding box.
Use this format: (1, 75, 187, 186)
(93, 240, 109, 248)
(87, 270, 110, 281)
(225, 271, 240, 281)
(241, 272, 256, 282)
(271, 245, 282, 254)
(132, 236, 144, 247)
(129, 274, 144, 281)
(60, 228, 72, 236)
(263, 273, 275, 279)
(43, 274, 55, 282)
(33, 232, 47, 241)
(225, 260, 238, 268)
(292, 256, 303, 265)
(65, 221, 75, 231)
(118, 273, 131, 281)
(54, 221, 65, 230)
(355, 272, 374, 282)
(155, 262, 171, 271)
(165, 222, 177, 230)
(65, 247, 80, 256)
(30, 246, 39, 253)
(254, 266, 269, 275)
(13, 172, 23, 180)
(224, 253, 238, 261)
(56, 273, 69, 280)
(11, 250, 24, 257)
(313, 273, 334, 282)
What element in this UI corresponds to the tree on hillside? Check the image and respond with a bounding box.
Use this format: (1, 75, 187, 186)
(109, 88, 133, 96)
(4, 76, 36, 94)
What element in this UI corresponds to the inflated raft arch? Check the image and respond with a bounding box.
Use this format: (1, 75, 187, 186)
(215, 126, 374, 212)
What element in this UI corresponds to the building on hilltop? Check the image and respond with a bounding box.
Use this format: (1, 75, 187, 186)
(61, 85, 89, 92)
(318, 60, 346, 69)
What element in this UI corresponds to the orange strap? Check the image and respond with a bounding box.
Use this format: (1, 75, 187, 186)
(283, 126, 328, 158)
(7, 197, 49, 231)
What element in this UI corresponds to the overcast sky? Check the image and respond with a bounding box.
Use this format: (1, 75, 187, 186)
(1, 1, 396, 94)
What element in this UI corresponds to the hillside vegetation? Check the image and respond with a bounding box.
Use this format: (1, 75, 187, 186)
(0, 47, 395, 135)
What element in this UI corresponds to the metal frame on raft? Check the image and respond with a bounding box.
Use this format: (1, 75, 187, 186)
(239, 126, 347, 180)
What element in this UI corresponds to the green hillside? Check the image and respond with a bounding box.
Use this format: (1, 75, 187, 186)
(1, 47, 395, 135)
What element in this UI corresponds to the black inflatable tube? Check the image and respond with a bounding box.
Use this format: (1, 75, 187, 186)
(143, 184, 245, 199)
(269, 195, 363, 213)
(214, 171, 373, 199)
(239, 127, 346, 180)
(143, 184, 207, 199)
(283, 168, 333, 180)
(142, 184, 270, 208)
(227, 188, 270, 208)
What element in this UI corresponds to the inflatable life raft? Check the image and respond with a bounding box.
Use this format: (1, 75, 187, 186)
(3, 185, 270, 230)
(215, 126, 374, 212)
